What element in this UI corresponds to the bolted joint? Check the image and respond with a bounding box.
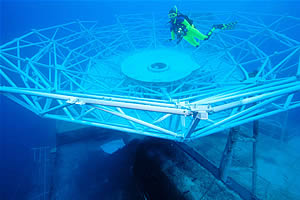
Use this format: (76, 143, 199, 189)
(66, 97, 78, 104)
(66, 97, 85, 105)
(194, 111, 208, 120)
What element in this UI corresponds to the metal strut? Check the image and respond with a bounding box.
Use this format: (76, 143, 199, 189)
(219, 121, 259, 200)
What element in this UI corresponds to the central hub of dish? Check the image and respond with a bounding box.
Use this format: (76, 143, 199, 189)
(148, 62, 169, 72)
(121, 49, 200, 83)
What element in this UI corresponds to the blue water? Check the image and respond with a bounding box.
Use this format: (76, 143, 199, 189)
(1, 0, 300, 199)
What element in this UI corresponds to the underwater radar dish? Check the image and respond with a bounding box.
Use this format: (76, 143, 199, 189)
(0, 13, 300, 141)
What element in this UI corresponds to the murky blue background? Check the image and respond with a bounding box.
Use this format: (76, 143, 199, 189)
(1, 0, 299, 199)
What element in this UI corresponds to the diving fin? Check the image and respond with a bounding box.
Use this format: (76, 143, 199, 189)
(213, 22, 237, 30)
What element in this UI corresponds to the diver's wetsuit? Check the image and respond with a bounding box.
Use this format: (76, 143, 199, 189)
(170, 14, 209, 47)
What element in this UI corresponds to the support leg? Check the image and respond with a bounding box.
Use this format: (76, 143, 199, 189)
(252, 120, 259, 197)
(219, 126, 240, 182)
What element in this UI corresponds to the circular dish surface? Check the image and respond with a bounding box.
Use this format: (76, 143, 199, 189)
(121, 49, 200, 82)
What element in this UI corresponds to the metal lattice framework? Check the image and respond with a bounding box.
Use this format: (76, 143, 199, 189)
(0, 12, 300, 141)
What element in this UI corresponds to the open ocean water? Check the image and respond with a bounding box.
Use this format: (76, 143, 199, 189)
(1, 0, 300, 199)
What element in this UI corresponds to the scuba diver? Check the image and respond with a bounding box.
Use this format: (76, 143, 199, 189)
(168, 6, 237, 47)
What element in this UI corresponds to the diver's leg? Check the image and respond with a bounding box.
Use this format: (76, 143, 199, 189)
(205, 27, 216, 39)
(188, 26, 209, 40)
(183, 35, 199, 47)
(213, 22, 237, 30)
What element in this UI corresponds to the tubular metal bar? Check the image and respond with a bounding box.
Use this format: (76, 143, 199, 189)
(116, 107, 138, 130)
(0, 68, 36, 108)
(212, 84, 300, 113)
(0, 87, 192, 115)
(43, 113, 180, 141)
(192, 77, 298, 105)
(185, 112, 201, 139)
(193, 96, 282, 137)
(40, 102, 70, 116)
(4, 93, 38, 115)
(191, 102, 300, 140)
(265, 47, 300, 78)
(0, 55, 45, 89)
(55, 90, 175, 107)
(93, 106, 180, 138)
